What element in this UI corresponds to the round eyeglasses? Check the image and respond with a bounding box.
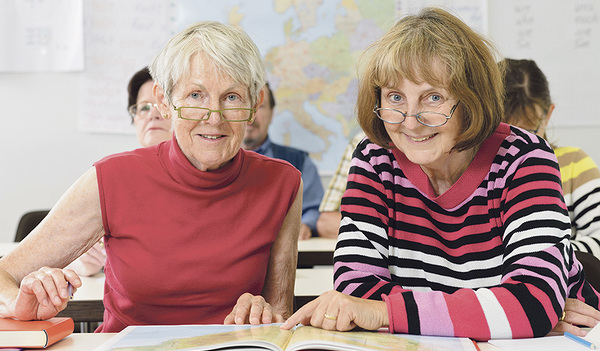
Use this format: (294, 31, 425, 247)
(173, 106, 256, 122)
(128, 102, 158, 121)
(374, 100, 461, 127)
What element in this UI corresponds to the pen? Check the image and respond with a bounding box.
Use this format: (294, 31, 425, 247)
(564, 331, 597, 349)
(68, 283, 73, 300)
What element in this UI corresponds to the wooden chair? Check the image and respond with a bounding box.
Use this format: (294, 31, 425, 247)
(14, 210, 50, 242)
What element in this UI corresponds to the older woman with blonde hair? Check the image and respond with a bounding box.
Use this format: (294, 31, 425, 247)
(283, 7, 599, 340)
(0, 21, 302, 332)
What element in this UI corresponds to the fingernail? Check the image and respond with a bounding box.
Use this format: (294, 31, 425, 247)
(280, 321, 288, 329)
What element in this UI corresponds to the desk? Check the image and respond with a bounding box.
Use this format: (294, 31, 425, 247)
(56, 267, 334, 329)
(297, 238, 336, 267)
(27, 332, 500, 350)
(25, 333, 116, 350)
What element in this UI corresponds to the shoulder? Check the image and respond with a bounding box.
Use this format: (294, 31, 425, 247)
(95, 145, 159, 166)
(554, 146, 591, 163)
(499, 124, 555, 161)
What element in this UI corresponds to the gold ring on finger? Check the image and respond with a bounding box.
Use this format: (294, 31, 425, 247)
(559, 311, 566, 321)
(324, 313, 338, 320)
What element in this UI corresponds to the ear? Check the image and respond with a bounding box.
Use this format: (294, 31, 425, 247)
(153, 82, 172, 120)
(248, 88, 265, 125)
(541, 103, 555, 130)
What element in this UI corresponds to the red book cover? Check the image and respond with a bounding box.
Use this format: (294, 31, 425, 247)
(0, 317, 74, 348)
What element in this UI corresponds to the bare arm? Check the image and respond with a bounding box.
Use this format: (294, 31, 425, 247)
(262, 180, 303, 318)
(0, 167, 105, 319)
(224, 180, 303, 324)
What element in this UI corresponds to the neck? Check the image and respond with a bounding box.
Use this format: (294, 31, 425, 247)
(421, 146, 479, 196)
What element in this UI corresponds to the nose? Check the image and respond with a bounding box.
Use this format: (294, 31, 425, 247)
(150, 105, 162, 120)
(202, 109, 223, 124)
(402, 103, 422, 129)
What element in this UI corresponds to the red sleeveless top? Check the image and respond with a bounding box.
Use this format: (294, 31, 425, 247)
(93, 137, 300, 332)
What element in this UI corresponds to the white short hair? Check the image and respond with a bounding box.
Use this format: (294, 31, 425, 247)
(149, 21, 266, 106)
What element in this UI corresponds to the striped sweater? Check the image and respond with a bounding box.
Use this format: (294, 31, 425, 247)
(334, 123, 599, 341)
(555, 146, 600, 256)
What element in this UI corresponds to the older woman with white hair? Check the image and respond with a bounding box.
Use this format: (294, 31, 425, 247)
(0, 21, 302, 333)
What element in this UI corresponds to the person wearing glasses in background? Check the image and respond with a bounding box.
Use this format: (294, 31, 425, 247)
(242, 83, 324, 240)
(283, 7, 600, 340)
(128, 66, 173, 148)
(0, 21, 302, 332)
(65, 67, 173, 277)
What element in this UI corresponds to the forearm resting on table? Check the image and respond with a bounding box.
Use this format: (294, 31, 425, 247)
(0, 268, 20, 318)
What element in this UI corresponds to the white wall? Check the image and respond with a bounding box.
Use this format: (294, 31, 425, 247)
(0, 72, 138, 242)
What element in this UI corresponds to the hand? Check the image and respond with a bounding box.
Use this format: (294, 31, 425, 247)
(12, 267, 81, 321)
(280, 290, 388, 331)
(298, 223, 312, 241)
(65, 241, 106, 277)
(551, 298, 600, 336)
(224, 293, 284, 325)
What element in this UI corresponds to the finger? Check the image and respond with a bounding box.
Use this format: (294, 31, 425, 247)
(566, 298, 600, 320)
(233, 293, 253, 324)
(272, 312, 285, 323)
(336, 307, 355, 332)
(260, 304, 274, 324)
(45, 268, 74, 301)
(223, 310, 236, 324)
(248, 296, 267, 325)
(62, 268, 82, 289)
(322, 308, 340, 331)
(552, 320, 588, 337)
(563, 310, 600, 329)
(281, 299, 319, 330)
(37, 269, 64, 305)
(21, 275, 51, 307)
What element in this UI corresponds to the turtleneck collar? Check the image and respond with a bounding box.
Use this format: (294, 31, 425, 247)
(159, 134, 244, 189)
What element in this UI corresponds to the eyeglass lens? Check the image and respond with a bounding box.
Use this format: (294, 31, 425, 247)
(179, 107, 252, 121)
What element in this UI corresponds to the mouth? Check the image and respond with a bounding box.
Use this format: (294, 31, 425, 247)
(199, 134, 225, 140)
(408, 133, 438, 142)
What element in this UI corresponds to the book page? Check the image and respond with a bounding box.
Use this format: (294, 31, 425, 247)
(94, 324, 292, 351)
(286, 326, 476, 351)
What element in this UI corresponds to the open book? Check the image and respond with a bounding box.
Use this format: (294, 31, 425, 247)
(95, 324, 477, 351)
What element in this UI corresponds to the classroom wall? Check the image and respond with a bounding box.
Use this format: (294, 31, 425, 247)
(1, 0, 600, 242)
(0, 72, 138, 242)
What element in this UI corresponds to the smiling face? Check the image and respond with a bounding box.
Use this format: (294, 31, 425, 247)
(155, 53, 262, 171)
(381, 76, 468, 176)
(133, 81, 172, 147)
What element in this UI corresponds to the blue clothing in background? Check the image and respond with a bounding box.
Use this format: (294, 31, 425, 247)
(255, 137, 324, 235)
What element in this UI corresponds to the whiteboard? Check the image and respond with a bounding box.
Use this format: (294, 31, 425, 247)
(488, 0, 600, 127)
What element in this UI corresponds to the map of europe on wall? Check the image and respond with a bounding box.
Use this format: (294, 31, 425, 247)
(177, 0, 397, 170)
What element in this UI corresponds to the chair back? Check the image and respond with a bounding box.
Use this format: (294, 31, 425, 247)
(575, 250, 600, 292)
(15, 210, 50, 242)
